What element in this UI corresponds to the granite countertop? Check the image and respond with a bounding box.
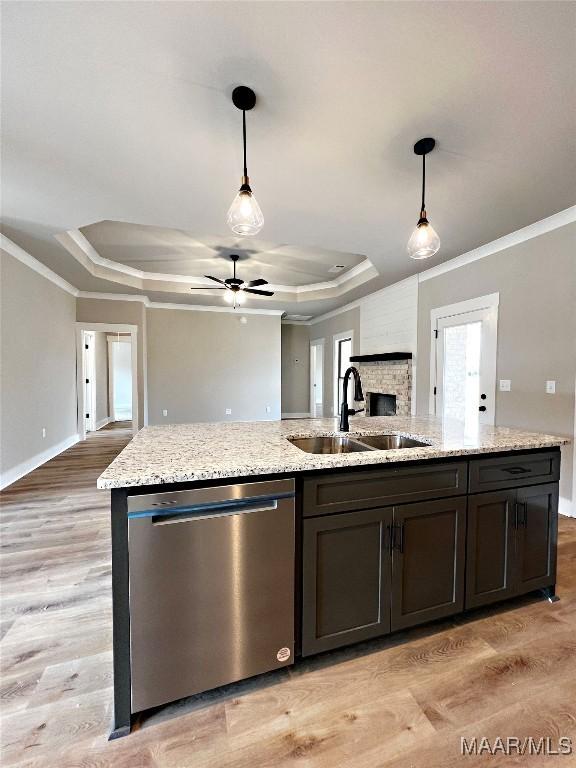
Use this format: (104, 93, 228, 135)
(96, 415, 570, 490)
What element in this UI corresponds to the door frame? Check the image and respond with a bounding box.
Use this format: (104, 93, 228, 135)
(76, 322, 139, 440)
(332, 329, 355, 417)
(429, 293, 499, 422)
(309, 338, 325, 418)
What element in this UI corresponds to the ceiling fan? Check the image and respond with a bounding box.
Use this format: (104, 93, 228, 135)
(194, 254, 274, 308)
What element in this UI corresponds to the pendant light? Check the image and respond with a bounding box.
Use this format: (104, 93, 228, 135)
(227, 86, 264, 237)
(407, 137, 440, 260)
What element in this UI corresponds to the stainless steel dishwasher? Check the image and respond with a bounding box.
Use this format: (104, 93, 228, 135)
(127, 478, 295, 713)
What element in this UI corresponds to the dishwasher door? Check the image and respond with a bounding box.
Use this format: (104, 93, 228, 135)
(127, 479, 295, 713)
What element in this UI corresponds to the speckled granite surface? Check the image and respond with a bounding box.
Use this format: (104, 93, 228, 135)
(97, 416, 569, 489)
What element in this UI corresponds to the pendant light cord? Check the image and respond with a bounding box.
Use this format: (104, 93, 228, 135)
(242, 110, 248, 177)
(421, 153, 426, 213)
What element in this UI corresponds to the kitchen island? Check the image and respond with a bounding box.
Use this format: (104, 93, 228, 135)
(99, 416, 569, 737)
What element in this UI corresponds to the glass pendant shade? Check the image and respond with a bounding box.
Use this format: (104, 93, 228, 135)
(407, 216, 441, 260)
(227, 187, 264, 236)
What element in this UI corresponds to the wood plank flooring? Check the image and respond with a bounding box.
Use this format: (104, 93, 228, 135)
(1, 430, 576, 767)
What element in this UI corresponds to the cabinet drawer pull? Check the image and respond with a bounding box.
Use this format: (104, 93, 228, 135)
(503, 467, 531, 475)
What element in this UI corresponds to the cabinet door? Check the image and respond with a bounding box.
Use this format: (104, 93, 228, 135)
(302, 508, 392, 655)
(515, 483, 558, 595)
(391, 497, 466, 631)
(466, 490, 516, 609)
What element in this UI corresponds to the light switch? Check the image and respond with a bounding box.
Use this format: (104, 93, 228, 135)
(546, 380, 556, 394)
(499, 380, 511, 392)
(266, 406, 271, 413)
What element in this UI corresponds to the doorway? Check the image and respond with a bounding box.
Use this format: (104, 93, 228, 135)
(430, 294, 498, 430)
(310, 339, 324, 417)
(108, 335, 133, 422)
(76, 323, 139, 440)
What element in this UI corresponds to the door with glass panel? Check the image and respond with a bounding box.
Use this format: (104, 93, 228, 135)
(434, 306, 497, 429)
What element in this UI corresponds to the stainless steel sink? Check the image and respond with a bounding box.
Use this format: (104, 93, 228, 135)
(288, 436, 372, 454)
(288, 434, 430, 454)
(354, 434, 430, 450)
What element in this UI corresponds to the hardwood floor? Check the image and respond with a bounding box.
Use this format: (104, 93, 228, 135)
(1, 432, 575, 767)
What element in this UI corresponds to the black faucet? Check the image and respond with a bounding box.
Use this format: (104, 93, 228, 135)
(339, 366, 365, 431)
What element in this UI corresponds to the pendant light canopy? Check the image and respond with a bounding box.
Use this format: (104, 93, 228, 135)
(227, 86, 264, 237)
(407, 137, 440, 260)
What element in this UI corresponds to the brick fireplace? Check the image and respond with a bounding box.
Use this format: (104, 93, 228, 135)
(350, 353, 412, 417)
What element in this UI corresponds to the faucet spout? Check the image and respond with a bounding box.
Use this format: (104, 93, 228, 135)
(339, 366, 365, 432)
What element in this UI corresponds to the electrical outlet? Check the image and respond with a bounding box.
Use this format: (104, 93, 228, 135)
(266, 406, 271, 413)
(42, 427, 47, 438)
(225, 408, 232, 415)
(162, 409, 168, 417)
(499, 380, 511, 392)
(546, 380, 556, 394)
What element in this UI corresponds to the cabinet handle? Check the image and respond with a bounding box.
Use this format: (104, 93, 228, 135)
(515, 502, 527, 528)
(386, 523, 394, 554)
(503, 466, 530, 475)
(392, 522, 404, 553)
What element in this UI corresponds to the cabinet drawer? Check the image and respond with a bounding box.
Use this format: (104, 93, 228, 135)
(303, 461, 467, 517)
(469, 451, 560, 493)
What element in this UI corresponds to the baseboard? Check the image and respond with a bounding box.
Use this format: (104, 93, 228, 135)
(281, 412, 311, 419)
(559, 496, 575, 518)
(96, 416, 112, 430)
(0, 433, 80, 490)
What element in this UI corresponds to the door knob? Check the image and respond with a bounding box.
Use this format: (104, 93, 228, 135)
(479, 405, 487, 412)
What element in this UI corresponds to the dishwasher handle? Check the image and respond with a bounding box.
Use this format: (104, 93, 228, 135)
(151, 497, 279, 525)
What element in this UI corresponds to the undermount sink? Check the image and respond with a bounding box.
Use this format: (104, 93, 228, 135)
(353, 434, 429, 450)
(287, 436, 372, 454)
(288, 434, 430, 454)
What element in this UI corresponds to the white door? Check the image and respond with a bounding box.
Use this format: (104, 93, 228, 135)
(109, 339, 133, 421)
(434, 304, 498, 429)
(83, 331, 96, 432)
(310, 340, 324, 417)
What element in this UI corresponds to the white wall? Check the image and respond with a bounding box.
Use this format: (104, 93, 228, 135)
(360, 276, 418, 356)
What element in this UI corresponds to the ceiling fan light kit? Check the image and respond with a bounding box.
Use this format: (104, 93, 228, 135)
(227, 86, 264, 237)
(194, 254, 274, 308)
(407, 137, 441, 260)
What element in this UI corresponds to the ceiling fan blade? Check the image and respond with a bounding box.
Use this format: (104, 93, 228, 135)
(204, 275, 227, 285)
(243, 288, 275, 297)
(246, 278, 268, 287)
(191, 286, 226, 290)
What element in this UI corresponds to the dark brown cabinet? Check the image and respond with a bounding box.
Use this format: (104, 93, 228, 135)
(302, 507, 392, 655)
(515, 484, 558, 595)
(391, 497, 466, 631)
(466, 483, 558, 609)
(302, 497, 467, 655)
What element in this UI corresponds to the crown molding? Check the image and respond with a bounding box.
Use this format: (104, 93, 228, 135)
(1, 233, 79, 296)
(77, 291, 284, 316)
(56, 228, 378, 299)
(418, 206, 576, 283)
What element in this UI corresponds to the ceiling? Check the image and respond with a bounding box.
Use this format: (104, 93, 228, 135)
(1, 1, 575, 316)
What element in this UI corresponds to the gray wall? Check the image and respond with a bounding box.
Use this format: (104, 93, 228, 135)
(416, 223, 576, 511)
(310, 308, 361, 416)
(146, 309, 281, 424)
(76, 298, 146, 428)
(281, 324, 310, 415)
(94, 331, 109, 425)
(0, 250, 77, 480)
